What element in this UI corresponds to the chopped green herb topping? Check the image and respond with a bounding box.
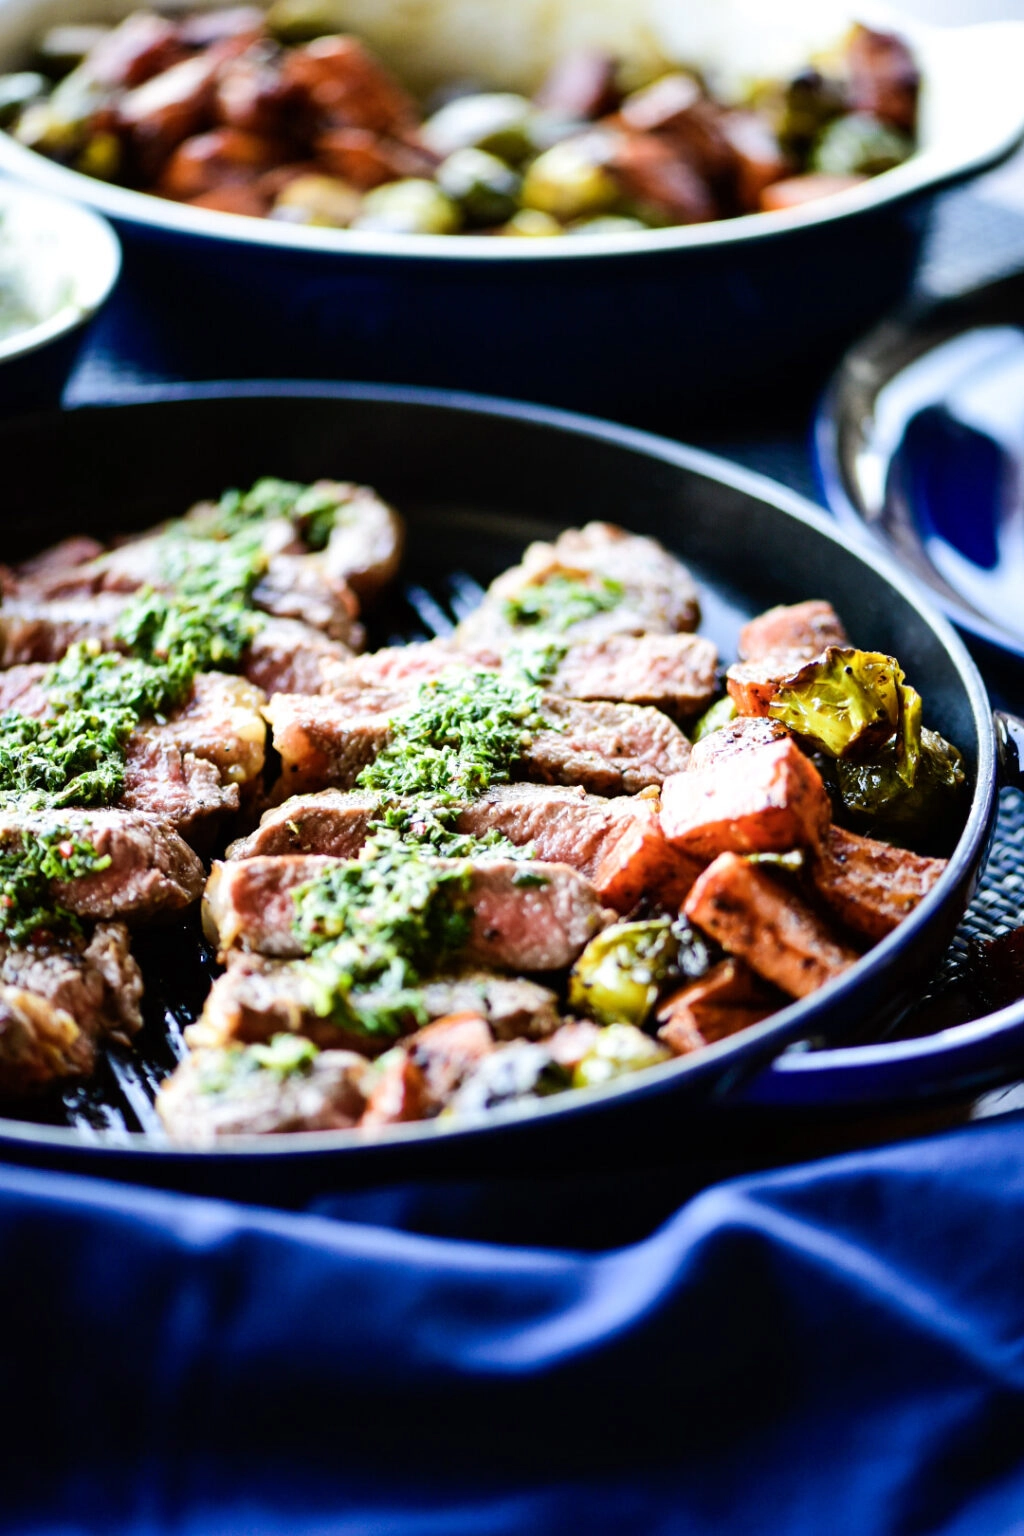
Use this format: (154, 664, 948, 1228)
(359, 670, 545, 802)
(505, 638, 568, 687)
(504, 573, 624, 632)
(204, 476, 358, 552)
(292, 845, 474, 1037)
(197, 1033, 320, 1096)
(0, 828, 111, 943)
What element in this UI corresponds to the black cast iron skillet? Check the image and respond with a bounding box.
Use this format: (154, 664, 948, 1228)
(0, 383, 1016, 1201)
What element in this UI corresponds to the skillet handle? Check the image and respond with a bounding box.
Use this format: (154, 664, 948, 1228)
(996, 712, 1024, 790)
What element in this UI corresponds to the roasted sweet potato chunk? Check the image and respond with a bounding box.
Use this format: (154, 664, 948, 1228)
(812, 825, 946, 941)
(656, 958, 777, 1054)
(661, 736, 831, 860)
(684, 853, 859, 999)
(738, 600, 849, 663)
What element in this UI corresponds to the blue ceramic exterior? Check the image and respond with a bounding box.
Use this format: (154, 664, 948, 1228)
(96, 196, 931, 428)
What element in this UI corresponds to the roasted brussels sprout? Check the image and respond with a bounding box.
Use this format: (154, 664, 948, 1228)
(74, 130, 121, 180)
(769, 648, 910, 761)
(0, 72, 47, 128)
(272, 173, 362, 227)
(572, 1023, 671, 1089)
(14, 65, 106, 159)
(569, 918, 713, 1028)
(825, 727, 967, 850)
(436, 147, 522, 226)
(520, 134, 620, 222)
(351, 179, 462, 235)
(692, 695, 737, 742)
(421, 93, 538, 164)
(500, 209, 563, 238)
(811, 112, 913, 176)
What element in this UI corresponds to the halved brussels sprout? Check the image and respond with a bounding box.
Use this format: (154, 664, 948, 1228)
(769, 647, 909, 762)
(569, 919, 713, 1028)
(521, 134, 620, 222)
(422, 93, 538, 164)
(825, 727, 967, 849)
(572, 1023, 671, 1089)
(436, 147, 521, 226)
(351, 179, 462, 235)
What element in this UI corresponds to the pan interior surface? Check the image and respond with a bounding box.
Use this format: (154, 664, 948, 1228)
(0, 387, 993, 1163)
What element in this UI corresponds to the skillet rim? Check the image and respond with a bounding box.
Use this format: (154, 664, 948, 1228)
(0, 380, 998, 1160)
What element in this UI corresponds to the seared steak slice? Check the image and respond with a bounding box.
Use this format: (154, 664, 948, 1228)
(263, 694, 391, 797)
(459, 784, 699, 910)
(243, 618, 355, 695)
(157, 1045, 371, 1143)
(812, 825, 947, 941)
(0, 923, 143, 1096)
(203, 855, 613, 970)
(0, 809, 204, 922)
(684, 853, 859, 998)
(524, 697, 691, 794)
(229, 782, 698, 912)
(120, 731, 239, 840)
(457, 522, 700, 647)
(227, 789, 380, 860)
(0, 593, 130, 667)
(738, 601, 848, 662)
(543, 633, 718, 716)
(250, 554, 363, 646)
(0, 663, 51, 717)
(188, 955, 560, 1053)
(661, 736, 831, 859)
(656, 958, 778, 1054)
(264, 692, 689, 800)
(319, 483, 405, 603)
(317, 632, 716, 716)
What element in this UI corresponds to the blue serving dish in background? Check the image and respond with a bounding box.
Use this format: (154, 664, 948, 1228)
(0, 177, 119, 410)
(817, 268, 1024, 667)
(0, 1, 1023, 427)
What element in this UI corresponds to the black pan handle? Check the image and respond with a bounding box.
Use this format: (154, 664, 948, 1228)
(996, 712, 1024, 790)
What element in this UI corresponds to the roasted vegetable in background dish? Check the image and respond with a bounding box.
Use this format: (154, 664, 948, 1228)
(0, 12, 920, 235)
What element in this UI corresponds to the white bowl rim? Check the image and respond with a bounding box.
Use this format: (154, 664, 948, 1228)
(0, 178, 121, 362)
(0, 10, 1022, 263)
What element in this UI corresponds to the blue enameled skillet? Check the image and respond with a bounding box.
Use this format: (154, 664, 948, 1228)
(0, 383, 1018, 1198)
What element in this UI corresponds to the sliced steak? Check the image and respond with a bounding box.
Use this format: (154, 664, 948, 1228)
(320, 483, 405, 603)
(243, 617, 355, 695)
(661, 736, 831, 859)
(656, 958, 778, 1055)
(157, 1046, 371, 1143)
(456, 522, 701, 647)
(544, 632, 717, 715)
(525, 697, 691, 794)
(120, 731, 239, 843)
(0, 923, 143, 1096)
(227, 788, 380, 860)
(317, 639, 497, 706)
(229, 782, 699, 912)
(203, 854, 613, 970)
(737, 601, 848, 662)
(0, 593, 129, 667)
(811, 825, 947, 942)
(250, 553, 363, 646)
(0, 663, 51, 717)
(188, 954, 562, 1052)
(684, 853, 859, 999)
(0, 808, 204, 923)
(264, 692, 690, 800)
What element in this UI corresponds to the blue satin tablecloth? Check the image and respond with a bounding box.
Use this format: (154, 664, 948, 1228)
(4, 1113, 1024, 1536)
